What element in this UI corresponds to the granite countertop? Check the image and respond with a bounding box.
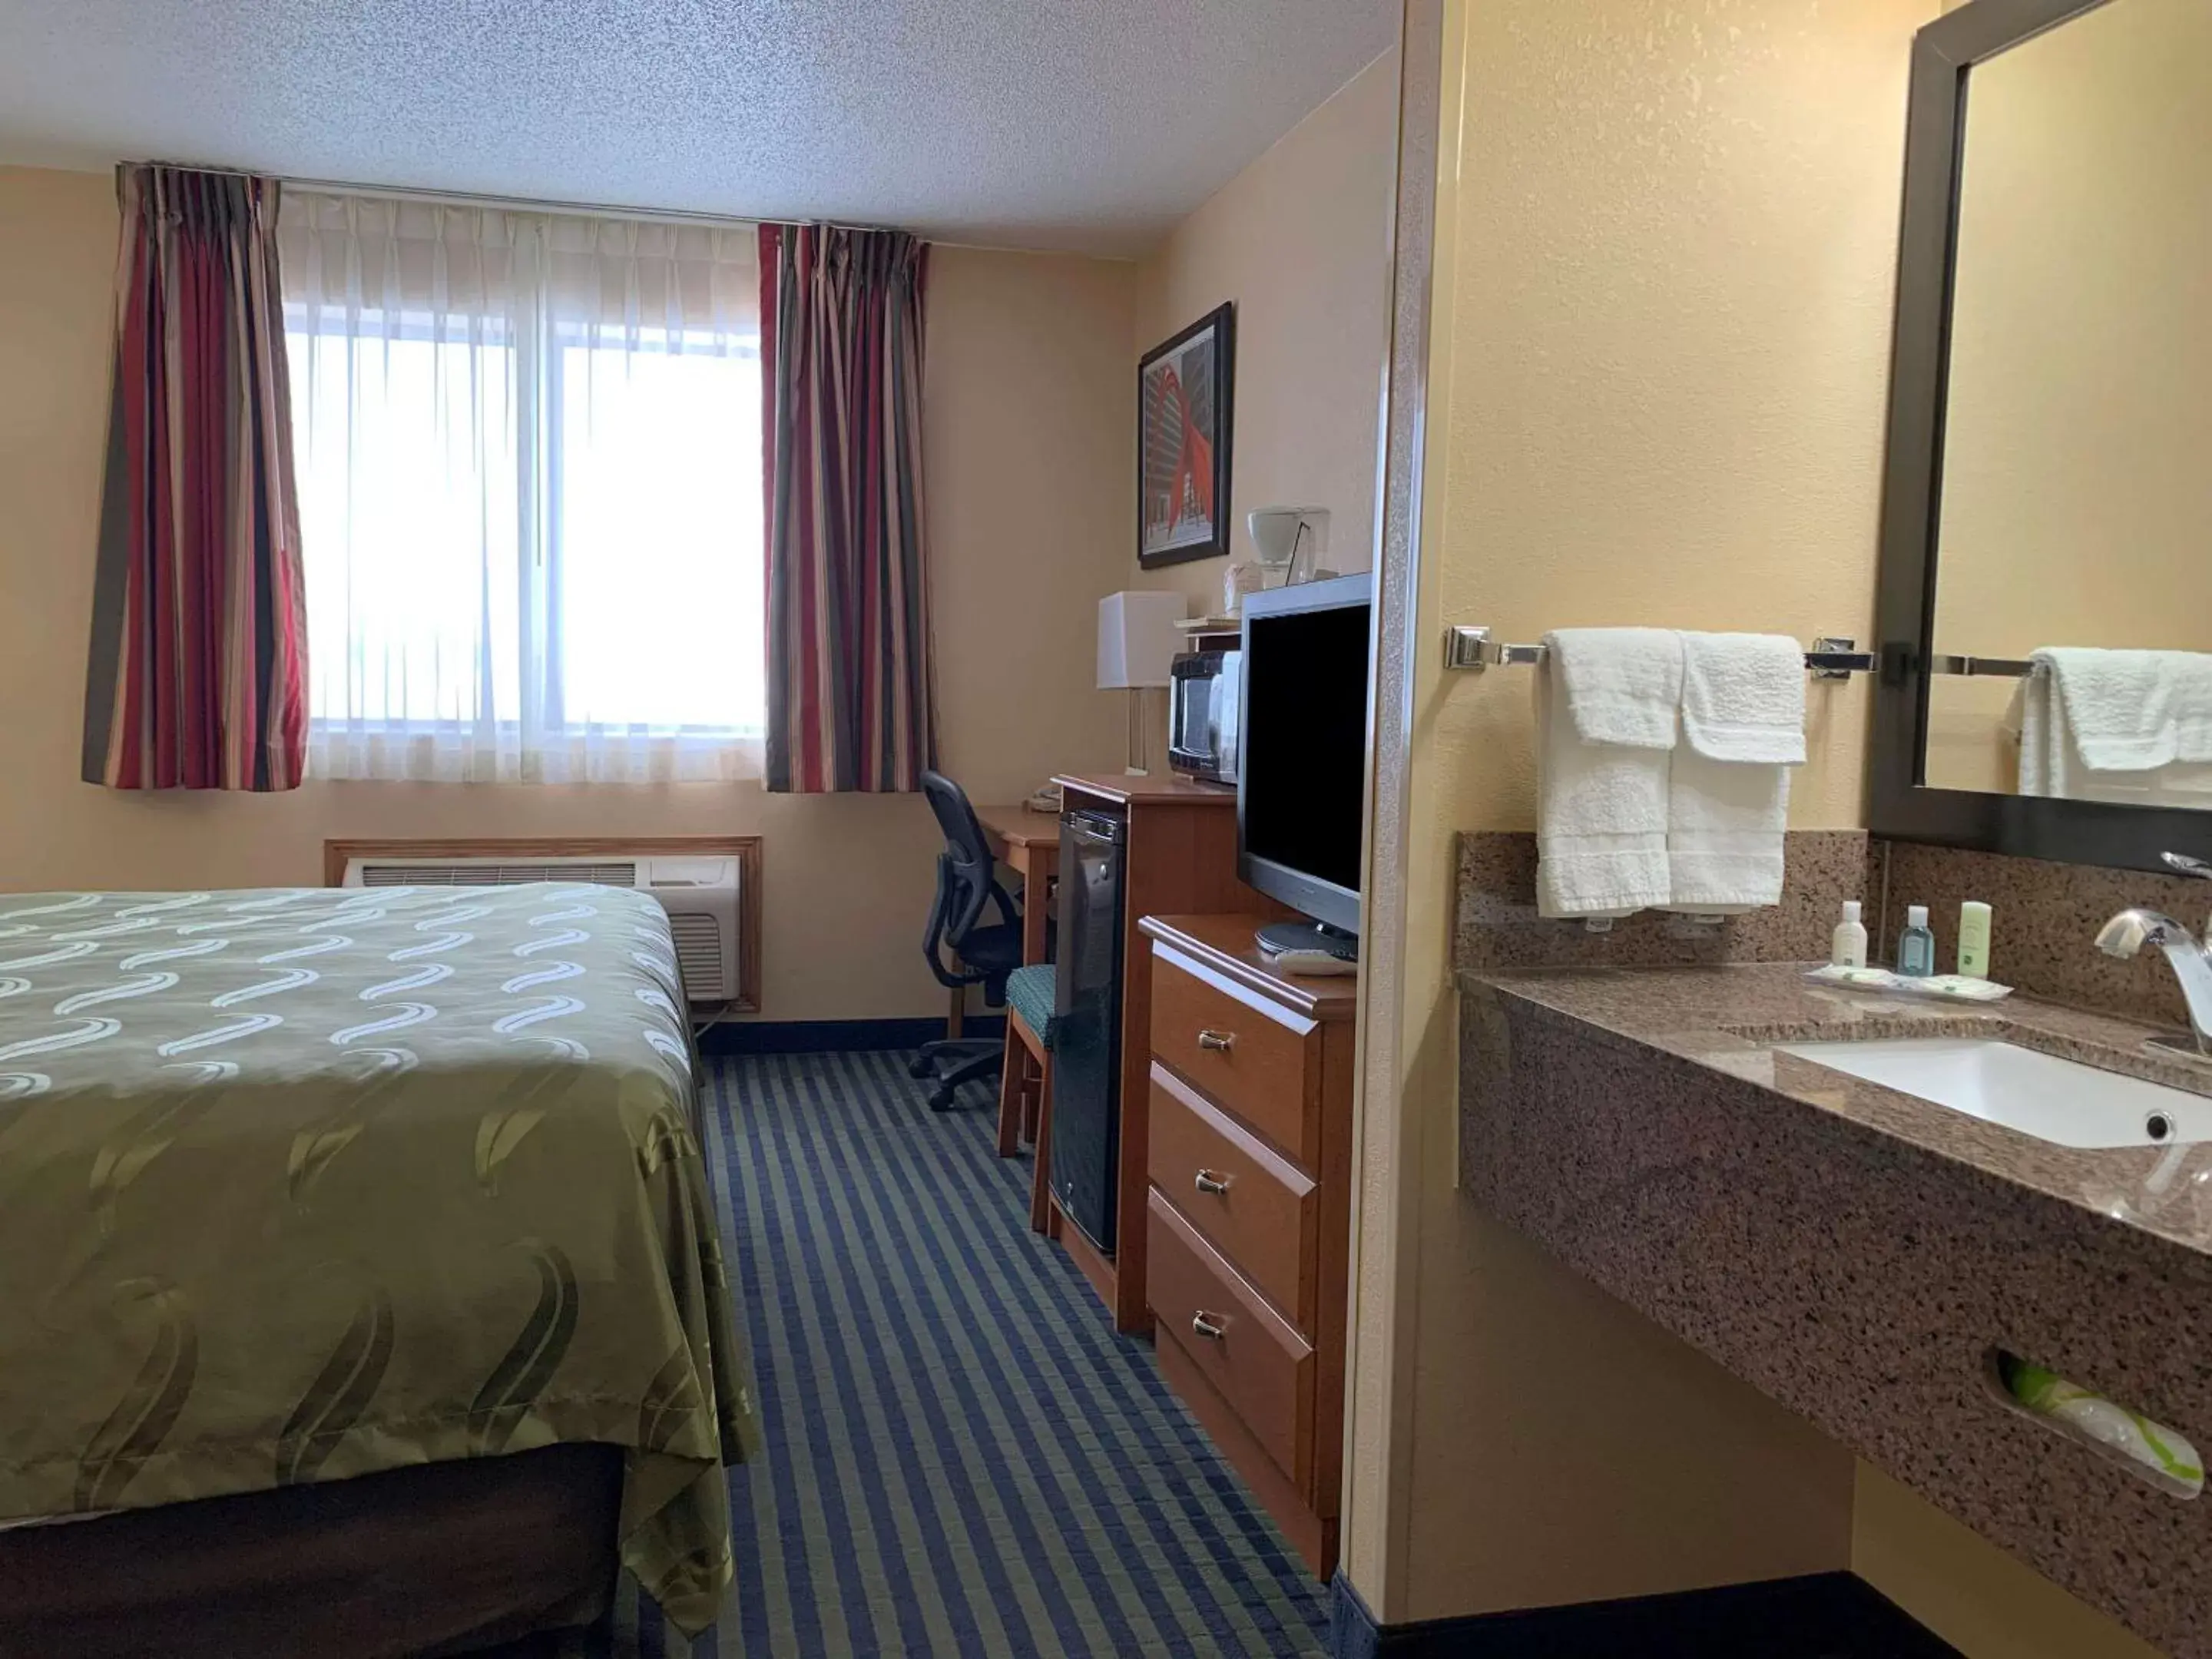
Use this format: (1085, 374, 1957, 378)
(1455, 959, 2212, 1655)
(1462, 960, 2212, 1257)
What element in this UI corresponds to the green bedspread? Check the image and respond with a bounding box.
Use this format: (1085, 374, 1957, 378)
(0, 883, 758, 1634)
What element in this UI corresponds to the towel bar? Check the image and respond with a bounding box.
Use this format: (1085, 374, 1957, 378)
(1442, 628, 1877, 680)
(1442, 631, 2042, 680)
(1927, 654, 2035, 678)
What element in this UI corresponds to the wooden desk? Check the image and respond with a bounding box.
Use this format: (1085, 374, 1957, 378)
(974, 801, 1061, 967)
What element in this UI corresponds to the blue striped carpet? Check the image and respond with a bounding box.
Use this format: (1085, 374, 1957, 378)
(611, 1048, 1331, 1658)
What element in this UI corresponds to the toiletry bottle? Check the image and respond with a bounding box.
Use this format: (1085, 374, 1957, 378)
(1898, 905, 1936, 978)
(1957, 900, 1992, 979)
(1831, 900, 1869, 969)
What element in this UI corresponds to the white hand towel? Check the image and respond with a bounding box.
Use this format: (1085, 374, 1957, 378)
(1535, 630, 1680, 919)
(1664, 632, 1803, 912)
(2005, 671, 2063, 796)
(1664, 747, 1792, 912)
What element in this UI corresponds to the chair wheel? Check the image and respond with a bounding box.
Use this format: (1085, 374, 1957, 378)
(907, 1054, 936, 1080)
(927, 1086, 958, 1112)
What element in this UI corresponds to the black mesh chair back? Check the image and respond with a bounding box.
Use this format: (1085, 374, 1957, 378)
(913, 773, 1026, 1114)
(922, 770, 998, 962)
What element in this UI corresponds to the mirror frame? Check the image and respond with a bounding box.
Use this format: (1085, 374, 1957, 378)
(1869, 0, 2212, 874)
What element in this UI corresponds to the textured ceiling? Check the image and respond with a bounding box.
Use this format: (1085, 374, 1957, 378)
(0, 0, 1397, 255)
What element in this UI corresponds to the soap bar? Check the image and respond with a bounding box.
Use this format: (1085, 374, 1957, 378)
(1803, 964, 1900, 989)
(1893, 973, 2012, 1003)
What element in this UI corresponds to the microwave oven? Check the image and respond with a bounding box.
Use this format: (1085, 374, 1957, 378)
(1168, 649, 1240, 784)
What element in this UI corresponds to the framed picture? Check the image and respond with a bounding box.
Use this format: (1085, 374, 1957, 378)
(1137, 302, 1235, 569)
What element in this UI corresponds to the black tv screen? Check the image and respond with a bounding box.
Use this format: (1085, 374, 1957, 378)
(1238, 574, 1371, 934)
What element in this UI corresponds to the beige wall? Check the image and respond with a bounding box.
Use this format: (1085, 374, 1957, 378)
(0, 166, 1133, 1020)
(1924, 0, 2212, 793)
(1130, 49, 1399, 614)
(1349, 0, 1923, 1626)
(1353, 6, 2179, 1652)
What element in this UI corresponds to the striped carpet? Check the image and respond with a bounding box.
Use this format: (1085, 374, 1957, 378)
(611, 1048, 1332, 1659)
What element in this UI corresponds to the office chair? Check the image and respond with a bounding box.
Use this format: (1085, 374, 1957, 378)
(912, 770, 1035, 1111)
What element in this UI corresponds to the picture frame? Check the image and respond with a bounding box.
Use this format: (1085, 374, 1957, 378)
(1136, 302, 1235, 569)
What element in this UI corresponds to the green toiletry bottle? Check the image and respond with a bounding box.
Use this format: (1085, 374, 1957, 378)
(1957, 900, 1992, 979)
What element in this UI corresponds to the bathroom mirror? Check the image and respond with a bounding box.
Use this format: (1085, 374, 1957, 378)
(1871, 0, 2212, 872)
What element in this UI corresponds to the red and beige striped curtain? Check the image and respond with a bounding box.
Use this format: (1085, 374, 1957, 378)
(82, 165, 309, 791)
(758, 224, 935, 793)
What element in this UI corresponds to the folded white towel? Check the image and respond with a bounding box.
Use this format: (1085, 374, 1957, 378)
(1535, 637, 1676, 919)
(1664, 631, 1801, 912)
(1678, 632, 1806, 764)
(1547, 628, 1684, 750)
(2034, 647, 2212, 773)
(2011, 654, 2212, 804)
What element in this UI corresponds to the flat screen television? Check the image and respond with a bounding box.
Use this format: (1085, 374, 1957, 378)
(1236, 571, 1373, 961)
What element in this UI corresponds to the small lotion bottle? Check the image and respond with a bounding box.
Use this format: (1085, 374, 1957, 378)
(1898, 905, 1936, 978)
(1831, 900, 1869, 969)
(1957, 900, 1992, 979)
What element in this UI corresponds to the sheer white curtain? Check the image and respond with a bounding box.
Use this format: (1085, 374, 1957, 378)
(279, 191, 765, 783)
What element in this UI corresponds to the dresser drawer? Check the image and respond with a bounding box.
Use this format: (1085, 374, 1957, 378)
(1149, 944, 1321, 1165)
(1147, 1189, 1314, 1487)
(1149, 1062, 1316, 1327)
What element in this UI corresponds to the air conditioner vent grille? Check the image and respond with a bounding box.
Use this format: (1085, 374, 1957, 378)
(360, 862, 640, 889)
(665, 912, 724, 1002)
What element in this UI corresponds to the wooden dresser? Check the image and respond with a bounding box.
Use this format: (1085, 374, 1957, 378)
(1135, 913, 1357, 1578)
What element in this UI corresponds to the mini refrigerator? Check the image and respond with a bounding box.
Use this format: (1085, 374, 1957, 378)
(1051, 806, 1126, 1252)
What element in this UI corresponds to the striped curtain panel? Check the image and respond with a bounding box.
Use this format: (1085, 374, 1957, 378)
(82, 165, 309, 791)
(758, 224, 935, 793)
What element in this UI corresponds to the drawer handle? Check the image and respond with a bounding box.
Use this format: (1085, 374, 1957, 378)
(1194, 1168, 1231, 1197)
(1197, 1029, 1236, 1052)
(1191, 1312, 1227, 1341)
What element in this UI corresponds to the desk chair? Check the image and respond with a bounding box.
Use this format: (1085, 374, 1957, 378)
(998, 965, 1058, 1233)
(914, 770, 1028, 1111)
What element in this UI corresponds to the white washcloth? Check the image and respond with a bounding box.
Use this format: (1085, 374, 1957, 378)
(2009, 653, 2212, 804)
(1548, 628, 1685, 749)
(1535, 630, 1681, 919)
(2035, 648, 2212, 771)
(1664, 632, 1803, 912)
(1678, 632, 1806, 764)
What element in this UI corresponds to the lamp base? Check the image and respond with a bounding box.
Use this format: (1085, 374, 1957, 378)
(1124, 687, 1154, 776)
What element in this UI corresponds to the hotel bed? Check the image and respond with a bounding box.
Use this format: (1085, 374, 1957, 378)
(0, 883, 757, 1656)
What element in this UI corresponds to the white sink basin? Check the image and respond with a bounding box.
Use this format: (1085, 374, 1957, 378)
(1775, 1038, 2212, 1149)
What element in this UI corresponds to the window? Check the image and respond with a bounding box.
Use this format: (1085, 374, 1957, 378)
(280, 193, 763, 783)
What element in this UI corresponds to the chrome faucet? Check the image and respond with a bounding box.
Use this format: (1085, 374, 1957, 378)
(2097, 853, 2212, 1055)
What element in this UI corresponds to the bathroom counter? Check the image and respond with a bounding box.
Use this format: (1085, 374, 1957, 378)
(1458, 960, 2212, 1657)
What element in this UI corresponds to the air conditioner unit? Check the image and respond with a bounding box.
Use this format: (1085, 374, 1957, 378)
(339, 853, 742, 1004)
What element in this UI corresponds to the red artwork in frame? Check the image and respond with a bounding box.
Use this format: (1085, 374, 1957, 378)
(1137, 303, 1236, 569)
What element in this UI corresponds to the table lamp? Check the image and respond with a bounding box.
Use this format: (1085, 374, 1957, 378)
(1098, 591, 1187, 775)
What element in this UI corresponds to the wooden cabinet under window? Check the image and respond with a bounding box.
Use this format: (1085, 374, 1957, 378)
(1136, 913, 1356, 1579)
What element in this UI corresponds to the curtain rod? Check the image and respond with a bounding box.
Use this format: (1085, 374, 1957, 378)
(133, 158, 906, 236)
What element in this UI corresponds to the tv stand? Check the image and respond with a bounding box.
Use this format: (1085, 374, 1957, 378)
(1136, 912, 1358, 1576)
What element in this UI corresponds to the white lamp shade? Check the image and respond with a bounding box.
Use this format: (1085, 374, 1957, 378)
(1098, 590, 1187, 689)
